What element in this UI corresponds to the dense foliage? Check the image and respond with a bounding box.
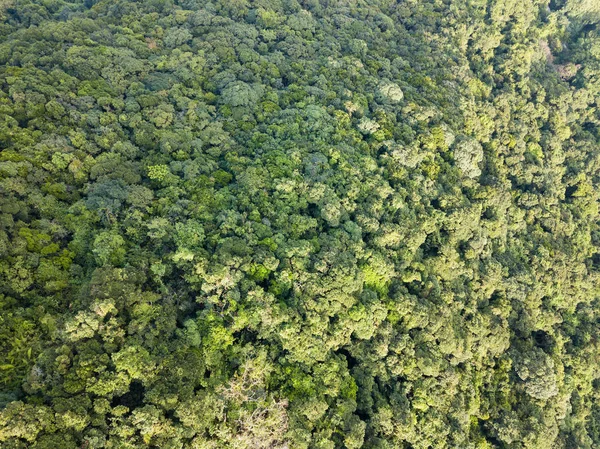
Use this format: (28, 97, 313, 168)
(2, 0, 600, 447)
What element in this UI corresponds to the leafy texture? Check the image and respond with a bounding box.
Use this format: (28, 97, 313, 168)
(1, 0, 600, 448)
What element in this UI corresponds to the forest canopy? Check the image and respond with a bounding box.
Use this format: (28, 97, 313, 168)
(2, 0, 600, 448)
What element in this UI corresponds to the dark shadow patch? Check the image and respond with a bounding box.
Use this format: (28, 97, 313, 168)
(532, 330, 554, 352)
(111, 380, 145, 410)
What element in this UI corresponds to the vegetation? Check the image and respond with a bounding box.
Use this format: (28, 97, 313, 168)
(1, 0, 600, 448)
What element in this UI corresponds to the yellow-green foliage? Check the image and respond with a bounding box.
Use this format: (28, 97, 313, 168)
(1, 1, 600, 448)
